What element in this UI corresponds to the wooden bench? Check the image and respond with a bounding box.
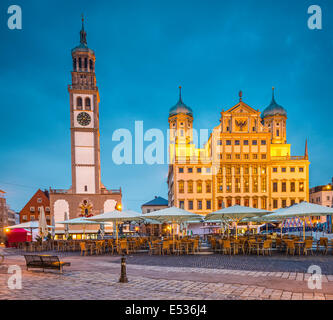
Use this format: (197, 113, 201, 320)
(24, 255, 71, 273)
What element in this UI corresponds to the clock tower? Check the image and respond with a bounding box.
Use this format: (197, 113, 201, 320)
(50, 17, 122, 229)
(70, 17, 101, 194)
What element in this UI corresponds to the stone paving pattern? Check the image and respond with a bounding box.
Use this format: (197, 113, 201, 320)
(1, 249, 333, 300)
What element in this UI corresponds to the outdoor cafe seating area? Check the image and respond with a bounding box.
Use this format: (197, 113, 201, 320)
(208, 234, 333, 256)
(9, 236, 201, 256)
(4, 202, 333, 258)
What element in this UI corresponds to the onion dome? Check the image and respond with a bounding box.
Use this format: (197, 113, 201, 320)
(262, 87, 287, 118)
(169, 86, 193, 117)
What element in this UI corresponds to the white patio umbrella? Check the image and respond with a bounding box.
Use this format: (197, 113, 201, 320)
(205, 205, 271, 239)
(6, 221, 54, 242)
(38, 207, 48, 239)
(57, 217, 111, 238)
(144, 207, 204, 248)
(64, 212, 69, 239)
(86, 210, 144, 243)
(51, 215, 56, 239)
(269, 202, 333, 241)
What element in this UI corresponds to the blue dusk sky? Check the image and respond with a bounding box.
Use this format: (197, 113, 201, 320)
(0, 0, 332, 212)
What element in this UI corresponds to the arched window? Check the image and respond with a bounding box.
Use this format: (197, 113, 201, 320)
(73, 58, 77, 71)
(84, 58, 88, 69)
(77, 97, 83, 109)
(89, 60, 94, 71)
(85, 97, 91, 110)
(78, 58, 82, 69)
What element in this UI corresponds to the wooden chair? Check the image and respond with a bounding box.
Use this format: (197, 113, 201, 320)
(173, 241, 182, 255)
(95, 241, 103, 255)
(118, 240, 128, 255)
(80, 242, 89, 256)
(148, 241, 159, 255)
(303, 240, 313, 255)
(260, 240, 272, 256)
(161, 241, 170, 255)
(247, 240, 257, 255)
(222, 240, 232, 255)
(286, 240, 295, 256)
(317, 238, 328, 255)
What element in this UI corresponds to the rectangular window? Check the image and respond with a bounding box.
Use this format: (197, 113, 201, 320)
(226, 140, 232, 145)
(261, 154, 267, 160)
(197, 200, 202, 210)
(235, 178, 241, 193)
(261, 140, 266, 145)
(226, 154, 232, 160)
(235, 154, 241, 159)
(30, 215, 35, 221)
(30, 207, 35, 212)
(226, 177, 232, 193)
(273, 182, 278, 192)
(37, 198, 42, 203)
(282, 182, 286, 192)
(252, 154, 258, 160)
(299, 182, 304, 192)
(244, 154, 249, 160)
(235, 140, 240, 145)
(290, 199, 295, 206)
(299, 167, 304, 172)
(197, 168, 202, 173)
(217, 177, 223, 193)
(206, 167, 211, 174)
(206, 200, 211, 210)
(206, 181, 212, 193)
(273, 200, 278, 209)
(282, 200, 287, 208)
(188, 167, 193, 173)
(188, 200, 193, 210)
(179, 168, 184, 173)
(197, 181, 202, 193)
(252, 140, 257, 145)
(178, 181, 184, 193)
(282, 167, 286, 173)
(217, 140, 222, 145)
(261, 198, 267, 209)
(244, 177, 249, 193)
(252, 177, 258, 193)
(187, 181, 193, 193)
(261, 177, 267, 193)
(179, 201, 184, 209)
(243, 140, 249, 145)
(290, 167, 295, 173)
(273, 167, 278, 173)
(290, 182, 295, 192)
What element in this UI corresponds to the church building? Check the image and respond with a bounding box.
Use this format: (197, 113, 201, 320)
(50, 18, 122, 233)
(167, 88, 310, 215)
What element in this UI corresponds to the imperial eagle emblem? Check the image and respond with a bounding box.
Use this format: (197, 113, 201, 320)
(235, 119, 247, 131)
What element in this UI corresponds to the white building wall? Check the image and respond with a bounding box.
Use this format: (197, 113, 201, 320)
(76, 167, 96, 194)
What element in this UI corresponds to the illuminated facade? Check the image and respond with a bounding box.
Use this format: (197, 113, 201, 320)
(167, 88, 310, 215)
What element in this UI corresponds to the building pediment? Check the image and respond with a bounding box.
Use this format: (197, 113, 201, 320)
(224, 101, 259, 115)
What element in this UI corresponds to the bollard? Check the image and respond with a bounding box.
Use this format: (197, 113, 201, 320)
(119, 255, 128, 283)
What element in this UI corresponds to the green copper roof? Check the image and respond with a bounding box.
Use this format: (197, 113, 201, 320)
(169, 87, 193, 117)
(262, 88, 287, 118)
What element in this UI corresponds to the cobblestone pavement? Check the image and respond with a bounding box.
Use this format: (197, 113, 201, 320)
(0, 252, 333, 300)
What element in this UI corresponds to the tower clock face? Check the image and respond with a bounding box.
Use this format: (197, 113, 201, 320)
(77, 112, 91, 126)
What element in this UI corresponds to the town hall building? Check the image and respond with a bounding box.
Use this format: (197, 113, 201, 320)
(167, 88, 310, 215)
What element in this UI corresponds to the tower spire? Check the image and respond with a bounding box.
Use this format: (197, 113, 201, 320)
(179, 86, 182, 102)
(80, 14, 87, 47)
(305, 139, 308, 160)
